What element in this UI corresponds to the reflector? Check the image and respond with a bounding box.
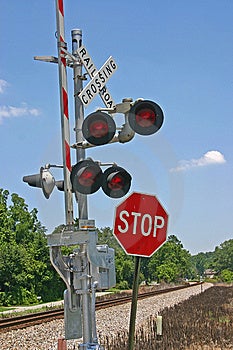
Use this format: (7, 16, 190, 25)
(82, 111, 116, 145)
(128, 100, 164, 135)
(102, 166, 132, 198)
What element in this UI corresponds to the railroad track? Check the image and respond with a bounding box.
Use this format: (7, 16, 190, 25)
(0, 283, 201, 332)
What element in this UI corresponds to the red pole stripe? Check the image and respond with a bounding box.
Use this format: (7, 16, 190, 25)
(58, 0, 64, 16)
(62, 88, 69, 119)
(59, 36, 66, 66)
(60, 35, 64, 42)
(65, 141, 71, 172)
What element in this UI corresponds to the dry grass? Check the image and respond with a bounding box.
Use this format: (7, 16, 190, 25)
(99, 285, 233, 350)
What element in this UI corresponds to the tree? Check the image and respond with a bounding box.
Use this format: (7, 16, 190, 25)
(220, 269, 233, 283)
(191, 251, 215, 278)
(212, 239, 233, 272)
(148, 235, 193, 283)
(0, 189, 64, 305)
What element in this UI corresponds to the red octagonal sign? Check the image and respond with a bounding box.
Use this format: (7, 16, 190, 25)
(113, 192, 168, 257)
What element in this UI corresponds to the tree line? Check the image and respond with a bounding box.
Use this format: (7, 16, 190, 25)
(0, 189, 232, 306)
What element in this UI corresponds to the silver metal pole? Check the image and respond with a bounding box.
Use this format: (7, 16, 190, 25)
(55, 0, 73, 225)
(71, 29, 88, 219)
(71, 29, 93, 347)
(128, 256, 141, 350)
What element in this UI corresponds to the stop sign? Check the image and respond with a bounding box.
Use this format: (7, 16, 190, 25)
(113, 192, 168, 257)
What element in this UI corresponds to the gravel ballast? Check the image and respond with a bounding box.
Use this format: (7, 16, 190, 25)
(0, 283, 212, 349)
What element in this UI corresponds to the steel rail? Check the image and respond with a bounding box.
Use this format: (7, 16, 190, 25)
(0, 283, 201, 332)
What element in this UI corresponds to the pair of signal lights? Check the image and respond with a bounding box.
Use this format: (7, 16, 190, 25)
(82, 99, 164, 146)
(71, 159, 131, 198)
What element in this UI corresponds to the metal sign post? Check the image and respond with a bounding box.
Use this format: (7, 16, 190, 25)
(71, 29, 88, 220)
(128, 256, 141, 350)
(54, 2, 99, 348)
(71, 29, 94, 346)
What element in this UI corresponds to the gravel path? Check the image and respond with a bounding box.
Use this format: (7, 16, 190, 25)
(0, 283, 212, 350)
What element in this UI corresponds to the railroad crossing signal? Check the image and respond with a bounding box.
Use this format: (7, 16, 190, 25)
(80, 99, 164, 147)
(70, 159, 132, 198)
(22, 3, 168, 348)
(23, 43, 165, 203)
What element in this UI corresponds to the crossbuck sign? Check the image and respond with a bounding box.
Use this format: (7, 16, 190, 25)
(77, 45, 117, 107)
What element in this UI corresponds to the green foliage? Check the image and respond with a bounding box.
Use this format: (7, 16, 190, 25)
(212, 239, 233, 272)
(0, 189, 64, 306)
(219, 269, 233, 283)
(192, 239, 233, 282)
(147, 235, 193, 283)
(191, 252, 213, 276)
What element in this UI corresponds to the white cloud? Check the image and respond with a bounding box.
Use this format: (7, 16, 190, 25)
(170, 151, 226, 172)
(0, 103, 40, 124)
(0, 79, 40, 124)
(0, 79, 9, 94)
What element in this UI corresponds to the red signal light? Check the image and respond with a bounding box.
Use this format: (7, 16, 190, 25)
(82, 111, 116, 146)
(78, 168, 97, 187)
(70, 159, 103, 194)
(128, 100, 164, 135)
(102, 166, 132, 198)
(89, 120, 109, 139)
(108, 174, 125, 190)
(136, 108, 156, 128)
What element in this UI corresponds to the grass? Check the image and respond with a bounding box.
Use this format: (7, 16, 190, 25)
(0, 306, 15, 313)
(0, 303, 63, 319)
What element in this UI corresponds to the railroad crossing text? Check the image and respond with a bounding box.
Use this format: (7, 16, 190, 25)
(78, 48, 117, 107)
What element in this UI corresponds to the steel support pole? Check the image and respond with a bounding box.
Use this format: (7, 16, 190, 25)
(71, 30, 93, 347)
(55, 0, 73, 225)
(128, 256, 141, 350)
(71, 29, 88, 220)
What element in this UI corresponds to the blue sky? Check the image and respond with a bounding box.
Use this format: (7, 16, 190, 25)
(1, 0, 232, 255)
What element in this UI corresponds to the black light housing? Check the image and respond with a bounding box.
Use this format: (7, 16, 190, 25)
(70, 159, 103, 194)
(128, 100, 164, 135)
(102, 166, 132, 198)
(82, 111, 116, 146)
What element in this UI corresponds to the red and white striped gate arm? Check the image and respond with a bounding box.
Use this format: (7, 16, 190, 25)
(55, 0, 73, 225)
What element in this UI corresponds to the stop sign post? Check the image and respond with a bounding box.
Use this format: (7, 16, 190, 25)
(113, 192, 168, 257)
